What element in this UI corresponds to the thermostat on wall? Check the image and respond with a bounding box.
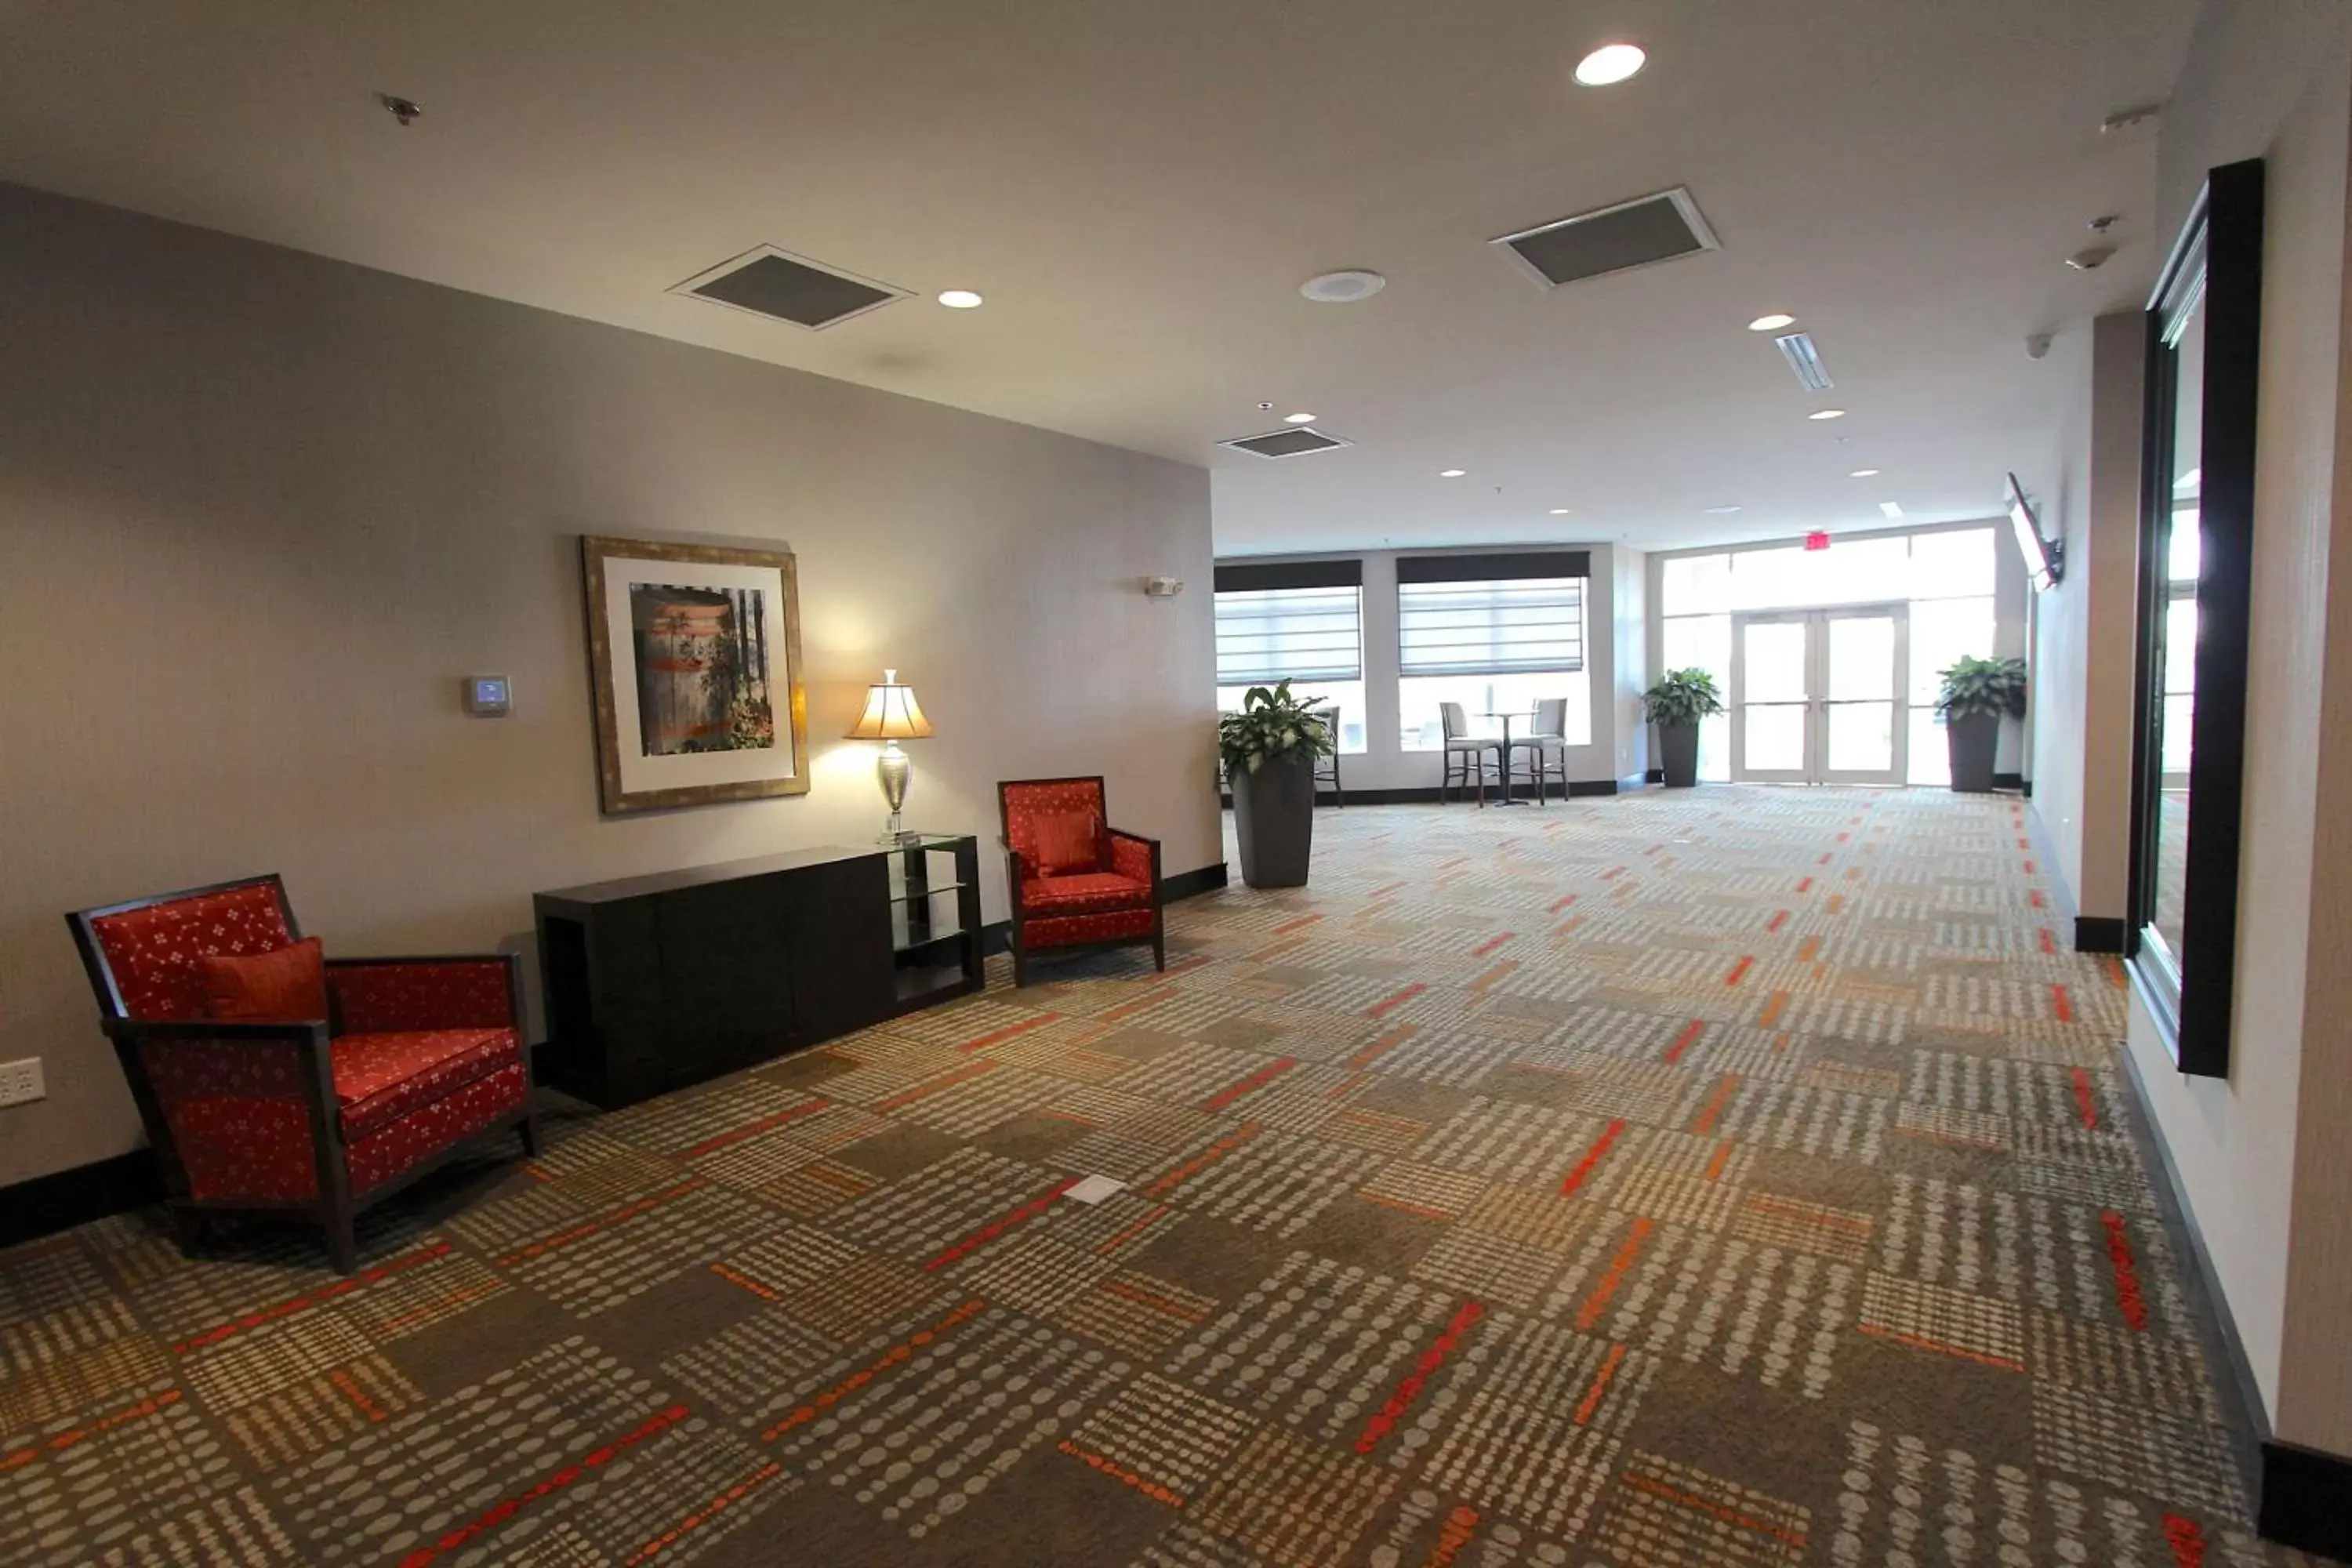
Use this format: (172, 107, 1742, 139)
(463, 675, 512, 717)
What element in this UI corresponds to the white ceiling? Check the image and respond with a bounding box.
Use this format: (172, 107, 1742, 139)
(0, 0, 2196, 554)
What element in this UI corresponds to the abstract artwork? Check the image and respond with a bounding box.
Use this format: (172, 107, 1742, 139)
(581, 535, 808, 813)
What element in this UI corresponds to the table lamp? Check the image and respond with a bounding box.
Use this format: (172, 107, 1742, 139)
(844, 669, 935, 841)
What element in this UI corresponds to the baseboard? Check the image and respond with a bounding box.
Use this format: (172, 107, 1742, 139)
(2258, 1440, 2352, 1559)
(1304, 783, 1624, 805)
(2114, 1042, 2273, 1518)
(1163, 862, 1230, 902)
(2073, 916, 2129, 953)
(1617, 772, 1650, 793)
(0, 1149, 163, 1251)
(1993, 770, 2027, 792)
(1645, 768, 1665, 785)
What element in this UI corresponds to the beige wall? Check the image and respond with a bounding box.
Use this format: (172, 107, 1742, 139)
(2027, 311, 2143, 922)
(0, 183, 1219, 1188)
(2106, 2, 2352, 1455)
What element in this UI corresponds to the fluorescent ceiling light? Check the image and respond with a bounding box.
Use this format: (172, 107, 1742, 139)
(937, 289, 984, 308)
(1849, 468, 1880, 477)
(1705, 506, 1742, 515)
(1439, 469, 1468, 478)
(1548, 507, 1572, 515)
(1879, 501, 1905, 519)
(1574, 42, 1647, 85)
(1808, 408, 1847, 420)
(1748, 313, 1795, 332)
(1283, 412, 1318, 424)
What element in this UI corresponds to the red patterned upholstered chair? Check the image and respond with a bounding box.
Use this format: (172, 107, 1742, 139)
(998, 777, 1165, 986)
(67, 874, 536, 1272)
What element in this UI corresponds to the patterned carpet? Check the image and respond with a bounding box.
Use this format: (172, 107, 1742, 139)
(1, 788, 2330, 1566)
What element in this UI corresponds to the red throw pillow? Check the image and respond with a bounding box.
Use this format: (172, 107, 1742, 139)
(198, 937, 328, 1022)
(1031, 809, 1102, 876)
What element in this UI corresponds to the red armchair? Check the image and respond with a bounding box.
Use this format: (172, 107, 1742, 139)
(999, 777, 1165, 985)
(67, 874, 536, 1272)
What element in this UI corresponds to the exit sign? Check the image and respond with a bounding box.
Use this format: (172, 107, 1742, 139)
(1804, 530, 1831, 551)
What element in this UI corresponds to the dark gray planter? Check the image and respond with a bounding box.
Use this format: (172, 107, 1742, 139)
(1657, 722, 1701, 788)
(1946, 713, 1999, 793)
(1229, 753, 1315, 887)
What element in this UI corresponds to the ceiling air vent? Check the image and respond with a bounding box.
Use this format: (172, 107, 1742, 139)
(1491, 187, 1720, 289)
(1219, 426, 1354, 459)
(670, 245, 909, 329)
(1774, 332, 1836, 392)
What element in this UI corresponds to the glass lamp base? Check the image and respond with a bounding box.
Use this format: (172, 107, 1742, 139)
(876, 742, 913, 844)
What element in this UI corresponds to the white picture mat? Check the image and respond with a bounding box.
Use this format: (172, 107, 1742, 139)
(602, 554, 798, 796)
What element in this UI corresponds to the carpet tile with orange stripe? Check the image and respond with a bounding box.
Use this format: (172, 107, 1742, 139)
(1, 789, 2334, 1566)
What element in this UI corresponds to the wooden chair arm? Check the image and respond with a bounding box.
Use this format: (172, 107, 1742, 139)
(103, 1017, 329, 1047)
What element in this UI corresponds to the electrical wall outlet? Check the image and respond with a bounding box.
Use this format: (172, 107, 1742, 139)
(0, 1058, 45, 1108)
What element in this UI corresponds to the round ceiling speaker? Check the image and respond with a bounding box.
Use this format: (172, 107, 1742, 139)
(1300, 270, 1387, 303)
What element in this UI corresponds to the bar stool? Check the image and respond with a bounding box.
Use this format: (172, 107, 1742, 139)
(1518, 696, 1568, 804)
(1439, 702, 1502, 805)
(1312, 704, 1345, 807)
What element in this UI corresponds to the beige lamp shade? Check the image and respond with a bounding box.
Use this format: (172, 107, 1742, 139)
(844, 669, 935, 739)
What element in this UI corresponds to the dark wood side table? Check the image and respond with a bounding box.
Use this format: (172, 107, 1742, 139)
(533, 834, 983, 1109)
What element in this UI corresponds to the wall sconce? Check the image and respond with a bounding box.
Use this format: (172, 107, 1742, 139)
(1143, 577, 1185, 599)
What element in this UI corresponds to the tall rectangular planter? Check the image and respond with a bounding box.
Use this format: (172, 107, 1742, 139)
(1229, 756, 1314, 887)
(1946, 713, 1999, 793)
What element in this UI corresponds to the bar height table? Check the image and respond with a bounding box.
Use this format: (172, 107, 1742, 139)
(1479, 711, 1535, 806)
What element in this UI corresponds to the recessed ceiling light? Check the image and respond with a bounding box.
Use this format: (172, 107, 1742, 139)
(1849, 467, 1881, 477)
(1301, 270, 1386, 303)
(937, 289, 983, 309)
(1879, 501, 1905, 520)
(1748, 313, 1795, 332)
(1548, 507, 1573, 515)
(1283, 412, 1318, 424)
(1705, 506, 1742, 515)
(1573, 42, 1647, 86)
(1808, 408, 1847, 420)
(1439, 469, 1468, 478)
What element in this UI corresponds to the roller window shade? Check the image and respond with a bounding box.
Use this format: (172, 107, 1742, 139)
(1396, 550, 1589, 584)
(1214, 585, 1363, 687)
(1397, 577, 1584, 677)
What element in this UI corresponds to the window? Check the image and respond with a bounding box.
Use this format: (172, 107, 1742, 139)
(1400, 669, 1592, 752)
(1656, 527, 1998, 784)
(1212, 559, 1367, 753)
(1397, 577, 1584, 676)
(1395, 552, 1590, 750)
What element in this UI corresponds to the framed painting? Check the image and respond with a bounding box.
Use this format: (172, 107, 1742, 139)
(580, 535, 809, 814)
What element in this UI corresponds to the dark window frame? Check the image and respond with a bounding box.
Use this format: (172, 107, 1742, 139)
(2126, 158, 2263, 1077)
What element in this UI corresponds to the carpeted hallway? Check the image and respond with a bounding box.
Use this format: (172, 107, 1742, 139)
(0, 789, 2326, 1566)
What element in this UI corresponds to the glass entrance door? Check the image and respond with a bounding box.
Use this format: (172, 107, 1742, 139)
(1730, 606, 1907, 784)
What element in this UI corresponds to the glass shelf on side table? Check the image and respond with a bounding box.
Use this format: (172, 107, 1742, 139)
(880, 832, 985, 1011)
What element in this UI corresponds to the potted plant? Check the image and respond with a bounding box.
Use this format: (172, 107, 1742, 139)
(1219, 681, 1335, 888)
(1642, 668, 1725, 788)
(1936, 655, 2027, 793)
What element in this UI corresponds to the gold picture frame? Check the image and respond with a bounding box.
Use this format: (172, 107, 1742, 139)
(580, 535, 810, 814)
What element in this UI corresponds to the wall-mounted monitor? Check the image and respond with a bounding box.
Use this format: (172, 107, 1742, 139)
(2005, 472, 2063, 590)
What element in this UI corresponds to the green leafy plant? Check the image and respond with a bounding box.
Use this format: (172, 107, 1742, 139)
(1218, 681, 1336, 775)
(1642, 668, 1726, 726)
(1935, 655, 2027, 721)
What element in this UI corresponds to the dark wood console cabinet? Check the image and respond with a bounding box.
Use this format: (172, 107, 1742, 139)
(534, 835, 982, 1109)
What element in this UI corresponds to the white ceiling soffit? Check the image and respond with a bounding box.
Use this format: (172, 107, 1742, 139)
(0, 0, 2198, 554)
